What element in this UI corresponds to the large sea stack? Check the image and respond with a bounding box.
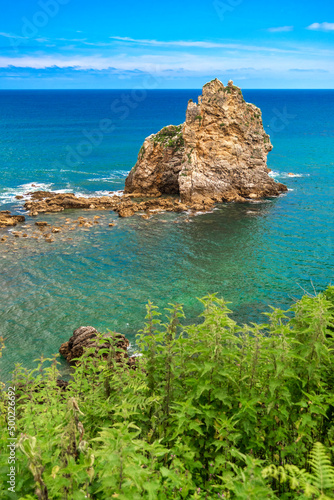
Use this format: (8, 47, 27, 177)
(125, 79, 287, 205)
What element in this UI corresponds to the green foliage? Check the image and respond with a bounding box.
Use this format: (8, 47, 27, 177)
(138, 145, 145, 160)
(223, 85, 240, 95)
(1, 287, 334, 498)
(152, 125, 184, 151)
(263, 442, 334, 498)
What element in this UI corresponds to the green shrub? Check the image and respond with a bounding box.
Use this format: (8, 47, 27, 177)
(1, 288, 334, 498)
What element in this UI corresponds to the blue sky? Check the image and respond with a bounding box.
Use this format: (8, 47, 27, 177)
(0, 0, 333, 89)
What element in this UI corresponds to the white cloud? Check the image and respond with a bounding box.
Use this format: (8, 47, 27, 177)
(111, 36, 230, 49)
(267, 26, 294, 33)
(0, 51, 332, 74)
(0, 31, 26, 39)
(306, 22, 334, 31)
(110, 36, 302, 55)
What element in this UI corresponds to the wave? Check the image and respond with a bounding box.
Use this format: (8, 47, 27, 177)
(0, 182, 80, 207)
(87, 171, 130, 182)
(60, 169, 94, 175)
(0, 182, 54, 206)
(269, 171, 310, 179)
(74, 190, 124, 198)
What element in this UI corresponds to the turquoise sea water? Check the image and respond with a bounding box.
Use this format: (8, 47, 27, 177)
(0, 89, 333, 378)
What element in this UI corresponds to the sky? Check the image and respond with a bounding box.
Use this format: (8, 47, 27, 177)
(0, 0, 333, 89)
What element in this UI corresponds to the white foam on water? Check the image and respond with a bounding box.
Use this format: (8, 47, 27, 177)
(0, 182, 54, 206)
(73, 190, 124, 199)
(193, 210, 214, 216)
(109, 190, 124, 197)
(268, 170, 280, 178)
(87, 171, 130, 182)
(269, 171, 310, 179)
(60, 169, 93, 175)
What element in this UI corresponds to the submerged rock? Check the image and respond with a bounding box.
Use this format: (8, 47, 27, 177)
(125, 79, 287, 204)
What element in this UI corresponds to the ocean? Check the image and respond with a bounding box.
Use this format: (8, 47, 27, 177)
(0, 89, 333, 377)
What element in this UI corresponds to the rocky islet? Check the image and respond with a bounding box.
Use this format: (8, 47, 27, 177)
(125, 78, 287, 205)
(0, 79, 287, 245)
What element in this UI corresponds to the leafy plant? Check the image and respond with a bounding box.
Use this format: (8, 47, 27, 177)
(1, 287, 334, 498)
(263, 442, 334, 499)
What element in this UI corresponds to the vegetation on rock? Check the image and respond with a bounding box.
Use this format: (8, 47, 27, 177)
(152, 125, 184, 151)
(1, 286, 334, 498)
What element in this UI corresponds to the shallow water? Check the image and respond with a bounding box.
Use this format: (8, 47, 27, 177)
(0, 90, 333, 378)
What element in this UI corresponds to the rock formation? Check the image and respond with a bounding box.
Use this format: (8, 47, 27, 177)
(0, 210, 25, 228)
(23, 191, 188, 218)
(59, 325, 135, 367)
(125, 79, 287, 205)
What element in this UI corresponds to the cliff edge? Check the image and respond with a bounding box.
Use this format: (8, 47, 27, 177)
(125, 79, 287, 205)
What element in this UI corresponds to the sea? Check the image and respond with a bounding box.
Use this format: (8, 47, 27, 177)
(0, 89, 333, 378)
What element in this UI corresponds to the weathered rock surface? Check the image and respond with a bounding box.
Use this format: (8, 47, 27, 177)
(125, 125, 185, 196)
(0, 211, 25, 228)
(59, 325, 135, 366)
(125, 79, 287, 203)
(23, 191, 191, 218)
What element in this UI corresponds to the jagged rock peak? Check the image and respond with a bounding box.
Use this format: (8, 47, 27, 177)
(125, 78, 287, 204)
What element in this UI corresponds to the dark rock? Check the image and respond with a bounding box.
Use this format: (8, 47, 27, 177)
(59, 325, 130, 365)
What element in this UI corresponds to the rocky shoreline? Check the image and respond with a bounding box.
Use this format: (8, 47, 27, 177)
(0, 185, 286, 248)
(23, 190, 195, 218)
(0, 210, 25, 228)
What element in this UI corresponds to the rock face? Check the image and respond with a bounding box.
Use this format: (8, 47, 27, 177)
(59, 326, 133, 365)
(125, 125, 185, 196)
(0, 211, 25, 228)
(125, 79, 287, 204)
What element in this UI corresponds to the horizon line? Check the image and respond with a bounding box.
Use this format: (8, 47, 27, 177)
(0, 87, 333, 91)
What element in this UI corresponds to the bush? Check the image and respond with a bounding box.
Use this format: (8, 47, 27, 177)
(1, 288, 334, 498)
